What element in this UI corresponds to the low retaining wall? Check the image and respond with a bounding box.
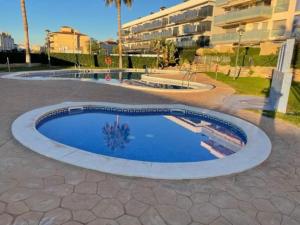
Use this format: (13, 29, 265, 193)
(195, 63, 300, 81)
(141, 75, 214, 90)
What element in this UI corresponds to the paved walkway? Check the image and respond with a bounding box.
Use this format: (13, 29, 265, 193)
(0, 74, 299, 225)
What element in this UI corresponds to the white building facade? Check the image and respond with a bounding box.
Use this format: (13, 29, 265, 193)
(122, 0, 214, 53)
(0, 33, 15, 51)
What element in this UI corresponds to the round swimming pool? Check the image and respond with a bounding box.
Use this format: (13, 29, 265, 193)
(12, 102, 271, 179)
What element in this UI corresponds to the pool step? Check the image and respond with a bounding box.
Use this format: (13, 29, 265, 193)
(170, 109, 186, 115)
(68, 106, 84, 114)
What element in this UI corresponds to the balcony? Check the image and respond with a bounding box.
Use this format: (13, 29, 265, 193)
(211, 30, 270, 44)
(216, 0, 228, 6)
(214, 6, 272, 27)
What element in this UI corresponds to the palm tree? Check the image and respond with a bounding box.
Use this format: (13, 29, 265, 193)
(20, 0, 31, 65)
(104, 0, 133, 69)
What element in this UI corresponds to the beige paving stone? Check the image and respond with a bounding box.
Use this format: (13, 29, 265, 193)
(0, 213, 13, 225)
(72, 210, 96, 224)
(221, 208, 259, 225)
(132, 186, 157, 205)
(176, 194, 192, 210)
(86, 171, 106, 182)
(190, 192, 209, 203)
(44, 175, 65, 186)
(252, 198, 278, 212)
(153, 186, 177, 205)
(40, 208, 72, 225)
(156, 205, 191, 225)
(75, 182, 97, 194)
(97, 180, 120, 198)
(6, 201, 29, 215)
(189, 202, 220, 224)
(125, 199, 148, 217)
(140, 207, 167, 225)
(257, 212, 281, 225)
(281, 215, 300, 225)
(62, 222, 83, 225)
(235, 175, 266, 187)
(44, 184, 74, 197)
(0, 178, 17, 195)
(60, 169, 86, 186)
(210, 217, 232, 225)
(210, 191, 239, 209)
(12, 211, 43, 225)
(0, 202, 5, 214)
(62, 193, 101, 210)
(19, 178, 44, 189)
(92, 198, 124, 219)
(238, 200, 258, 218)
(291, 205, 300, 224)
(117, 215, 141, 225)
(0, 188, 34, 203)
(270, 196, 295, 215)
(87, 219, 118, 225)
(25, 193, 60, 212)
(117, 189, 132, 204)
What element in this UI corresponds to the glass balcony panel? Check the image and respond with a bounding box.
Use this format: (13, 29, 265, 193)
(216, 0, 228, 6)
(274, 0, 289, 13)
(211, 30, 270, 44)
(214, 6, 272, 26)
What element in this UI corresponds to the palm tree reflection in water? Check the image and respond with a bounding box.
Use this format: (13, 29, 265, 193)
(102, 116, 131, 150)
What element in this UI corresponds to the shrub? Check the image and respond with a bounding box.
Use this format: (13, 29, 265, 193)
(178, 47, 197, 64)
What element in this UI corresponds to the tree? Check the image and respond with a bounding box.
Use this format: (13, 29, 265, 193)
(88, 38, 101, 54)
(104, 0, 133, 69)
(20, 0, 31, 65)
(151, 39, 164, 68)
(151, 39, 178, 68)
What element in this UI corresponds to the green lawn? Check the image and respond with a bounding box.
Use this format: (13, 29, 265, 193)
(206, 72, 300, 126)
(206, 72, 270, 97)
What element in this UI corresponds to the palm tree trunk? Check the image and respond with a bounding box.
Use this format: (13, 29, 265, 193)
(117, 0, 123, 69)
(20, 0, 31, 66)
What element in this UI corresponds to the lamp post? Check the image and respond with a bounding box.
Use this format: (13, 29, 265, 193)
(234, 27, 245, 80)
(45, 29, 51, 67)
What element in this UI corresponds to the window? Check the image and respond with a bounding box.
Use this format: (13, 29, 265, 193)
(261, 22, 268, 30)
(274, 0, 289, 13)
(292, 15, 300, 38)
(272, 20, 287, 37)
(296, 0, 300, 11)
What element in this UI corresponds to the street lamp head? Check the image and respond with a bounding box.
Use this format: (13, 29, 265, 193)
(236, 27, 245, 35)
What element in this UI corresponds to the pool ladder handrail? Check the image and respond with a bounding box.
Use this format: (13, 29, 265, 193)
(181, 67, 195, 88)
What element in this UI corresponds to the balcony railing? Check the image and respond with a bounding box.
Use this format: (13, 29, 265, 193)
(211, 30, 270, 44)
(271, 29, 286, 38)
(274, 0, 289, 13)
(216, 0, 228, 6)
(214, 6, 272, 26)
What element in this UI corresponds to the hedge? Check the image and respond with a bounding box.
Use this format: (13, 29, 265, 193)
(0, 52, 157, 68)
(49, 53, 158, 68)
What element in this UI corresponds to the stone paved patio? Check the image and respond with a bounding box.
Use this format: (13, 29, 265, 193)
(0, 73, 299, 225)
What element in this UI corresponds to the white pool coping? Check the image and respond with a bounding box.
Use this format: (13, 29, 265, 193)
(12, 102, 272, 180)
(1, 69, 214, 93)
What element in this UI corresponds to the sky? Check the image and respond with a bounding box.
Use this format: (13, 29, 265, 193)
(0, 0, 182, 45)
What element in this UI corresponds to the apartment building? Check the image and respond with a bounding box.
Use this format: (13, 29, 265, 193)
(121, 0, 214, 53)
(48, 26, 90, 54)
(0, 32, 16, 51)
(211, 0, 300, 54)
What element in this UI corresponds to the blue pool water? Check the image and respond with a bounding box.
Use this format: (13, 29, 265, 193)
(37, 109, 246, 163)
